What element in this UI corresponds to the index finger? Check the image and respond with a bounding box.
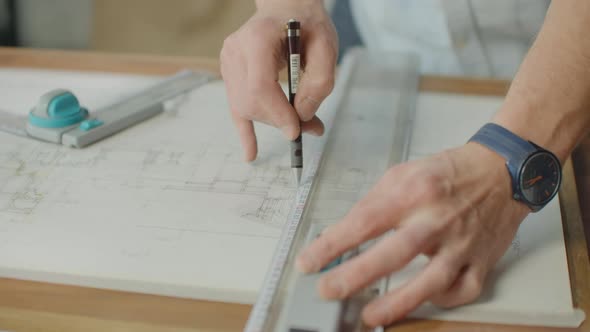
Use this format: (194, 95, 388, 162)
(245, 34, 301, 140)
(295, 184, 405, 274)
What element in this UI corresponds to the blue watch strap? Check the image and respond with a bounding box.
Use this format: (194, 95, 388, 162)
(469, 123, 536, 160)
(468, 123, 561, 212)
(468, 123, 537, 183)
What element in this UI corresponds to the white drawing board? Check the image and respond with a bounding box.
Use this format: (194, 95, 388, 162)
(0, 68, 583, 327)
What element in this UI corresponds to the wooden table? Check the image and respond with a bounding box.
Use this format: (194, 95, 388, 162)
(0, 47, 588, 332)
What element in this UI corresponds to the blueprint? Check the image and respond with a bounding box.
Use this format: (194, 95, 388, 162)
(0, 68, 583, 327)
(0, 69, 311, 303)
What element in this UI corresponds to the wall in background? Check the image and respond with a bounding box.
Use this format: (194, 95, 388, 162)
(0, 0, 8, 44)
(92, 0, 255, 58)
(0, 0, 8, 33)
(16, 0, 92, 49)
(10, 0, 347, 59)
(0, 0, 16, 46)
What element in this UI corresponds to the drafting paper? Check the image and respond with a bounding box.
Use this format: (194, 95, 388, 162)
(0, 70, 583, 326)
(0, 69, 306, 304)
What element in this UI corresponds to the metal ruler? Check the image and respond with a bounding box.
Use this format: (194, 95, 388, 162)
(245, 48, 420, 332)
(0, 69, 214, 147)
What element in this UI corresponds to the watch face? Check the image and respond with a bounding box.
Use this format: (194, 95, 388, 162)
(519, 151, 561, 206)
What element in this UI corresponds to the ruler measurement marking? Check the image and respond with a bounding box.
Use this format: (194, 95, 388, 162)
(244, 51, 358, 332)
(245, 49, 420, 332)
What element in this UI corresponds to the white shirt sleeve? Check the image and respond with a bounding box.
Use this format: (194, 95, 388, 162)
(349, 0, 548, 79)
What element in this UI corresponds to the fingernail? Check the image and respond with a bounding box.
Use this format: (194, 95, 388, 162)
(362, 303, 390, 327)
(319, 276, 346, 299)
(307, 126, 323, 136)
(297, 96, 320, 121)
(296, 251, 319, 273)
(281, 125, 299, 140)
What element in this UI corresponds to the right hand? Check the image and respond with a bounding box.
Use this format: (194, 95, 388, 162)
(220, 0, 338, 161)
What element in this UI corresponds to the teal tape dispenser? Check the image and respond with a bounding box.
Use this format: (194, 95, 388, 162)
(26, 89, 93, 144)
(11, 70, 213, 148)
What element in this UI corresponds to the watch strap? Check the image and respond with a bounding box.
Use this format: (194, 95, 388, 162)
(468, 123, 536, 176)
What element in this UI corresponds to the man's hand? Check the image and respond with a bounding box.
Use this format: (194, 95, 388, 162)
(220, 0, 338, 161)
(296, 142, 530, 327)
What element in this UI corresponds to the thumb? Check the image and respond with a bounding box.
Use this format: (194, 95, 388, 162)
(295, 27, 337, 121)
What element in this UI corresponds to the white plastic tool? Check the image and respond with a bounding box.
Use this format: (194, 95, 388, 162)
(0, 70, 213, 147)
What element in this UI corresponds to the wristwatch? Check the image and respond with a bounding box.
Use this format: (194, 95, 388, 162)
(468, 123, 562, 212)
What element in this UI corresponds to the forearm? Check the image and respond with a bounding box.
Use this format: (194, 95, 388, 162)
(493, 1, 590, 162)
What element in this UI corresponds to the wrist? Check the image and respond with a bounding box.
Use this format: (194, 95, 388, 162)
(457, 143, 531, 217)
(256, 0, 324, 10)
(492, 94, 580, 164)
(253, 0, 329, 27)
(467, 122, 563, 213)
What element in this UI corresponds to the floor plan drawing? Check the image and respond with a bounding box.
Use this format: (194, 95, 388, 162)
(0, 72, 318, 303)
(0, 69, 582, 326)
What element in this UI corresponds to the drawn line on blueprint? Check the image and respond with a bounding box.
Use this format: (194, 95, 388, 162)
(136, 225, 279, 239)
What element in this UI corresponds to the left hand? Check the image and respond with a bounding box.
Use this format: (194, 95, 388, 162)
(295, 142, 530, 327)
